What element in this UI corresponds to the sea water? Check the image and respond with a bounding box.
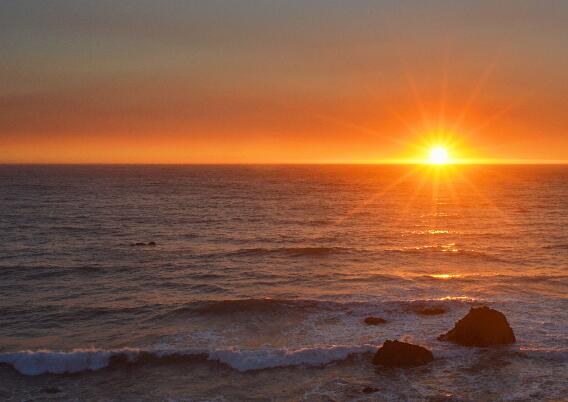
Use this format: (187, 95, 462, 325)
(0, 165, 567, 401)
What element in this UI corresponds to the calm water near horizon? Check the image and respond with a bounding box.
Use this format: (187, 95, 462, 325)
(0, 165, 567, 401)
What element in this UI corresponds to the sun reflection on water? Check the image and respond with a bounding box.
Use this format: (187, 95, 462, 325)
(438, 296, 475, 301)
(430, 273, 463, 279)
(428, 229, 450, 234)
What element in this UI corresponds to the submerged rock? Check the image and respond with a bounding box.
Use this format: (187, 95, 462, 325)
(416, 307, 446, 316)
(438, 306, 515, 347)
(42, 387, 61, 394)
(364, 316, 387, 325)
(130, 241, 157, 247)
(362, 386, 380, 394)
(372, 340, 434, 367)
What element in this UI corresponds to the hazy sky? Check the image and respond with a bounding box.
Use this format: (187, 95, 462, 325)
(1, 1, 568, 163)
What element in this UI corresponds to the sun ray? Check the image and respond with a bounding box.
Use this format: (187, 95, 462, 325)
(400, 58, 434, 134)
(450, 58, 498, 135)
(447, 166, 517, 226)
(389, 166, 431, 229)
(328, 166, 422, 228)
(437, 50, 450, 133)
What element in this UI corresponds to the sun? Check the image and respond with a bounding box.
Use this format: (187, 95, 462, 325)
(428, 146, 450, 164)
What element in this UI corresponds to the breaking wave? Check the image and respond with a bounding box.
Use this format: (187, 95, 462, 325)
(0, 345, 376, 376)
(3, 344, 567, 377)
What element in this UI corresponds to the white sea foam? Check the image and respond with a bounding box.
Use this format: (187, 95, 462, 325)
(208, 344, 376, 372)
(0, 348, 123, 376)
(0, 344, 376, 376)
(2, 342, 565, 378)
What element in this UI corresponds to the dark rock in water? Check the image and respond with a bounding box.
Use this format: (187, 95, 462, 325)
(42, 387, 61, 394)
(362, 386, 380, 394)
(131, 241, 157, 247)
(438, 306, 515, 347)
(364, 316, 387, 325)
(416, 307, 446, 316)
(372, 340, 434, 367)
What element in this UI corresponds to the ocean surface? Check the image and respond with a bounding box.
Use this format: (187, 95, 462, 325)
(0, 165, 567, 401)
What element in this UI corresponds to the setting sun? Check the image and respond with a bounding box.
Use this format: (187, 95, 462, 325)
(428, 146, 450, 165)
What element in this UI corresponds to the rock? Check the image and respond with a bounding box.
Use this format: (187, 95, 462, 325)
(416, 307, 446, 316)
(362, 386, 380, 394)
(130, 241, 156, 246)
(438, 306, 515, 347)
(364, 316, 387, 325)
(372, 340, 434, 367)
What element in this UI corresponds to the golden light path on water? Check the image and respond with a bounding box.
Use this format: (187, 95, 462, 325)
(312, 56, 531, 302)
(319, 154, 525, 303)
(429, 274, 462, 279)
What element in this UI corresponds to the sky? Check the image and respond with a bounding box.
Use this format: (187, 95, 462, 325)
(1, 0, 568, 163)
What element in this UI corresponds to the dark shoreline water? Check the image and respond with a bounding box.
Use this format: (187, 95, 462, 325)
(0, 165, 567, 401)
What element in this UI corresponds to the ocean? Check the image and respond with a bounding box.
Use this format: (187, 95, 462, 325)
(0, 165, 567, 401)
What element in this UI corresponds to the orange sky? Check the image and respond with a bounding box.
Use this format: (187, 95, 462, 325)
(1, 1, 568, 164)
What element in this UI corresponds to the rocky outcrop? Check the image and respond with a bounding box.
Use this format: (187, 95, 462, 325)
(364, 316, 387, 325)
(372, 340, 434, 367)
(438, 306, 515, 347)
(130, 241, 157, 247)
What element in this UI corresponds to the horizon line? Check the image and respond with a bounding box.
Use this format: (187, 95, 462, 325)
(1, 160, 568, 166)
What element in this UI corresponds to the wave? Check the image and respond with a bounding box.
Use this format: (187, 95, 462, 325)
(0, 265, 107, 280)
(0, 349, 122, 376)
(209, 345, 374, 371)
(157, 298, 337, 319)
(151, 297, 477, 323)
(221, 246, 355, 258)
(0, 298, 476, 327)
(4, 344, 567, 377)
(421, 273, 568, 281)
(502, 274, 568, 283)
(0, 304, 154, 324)
(384, 246, 511, 263)
(155, 282, 227, 293)
(213, 245, 513, 264)
(0, 345, 376, 376)
(542, 244, 568, 250)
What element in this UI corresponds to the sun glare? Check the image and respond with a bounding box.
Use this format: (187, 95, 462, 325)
(428, 146, 450, 165)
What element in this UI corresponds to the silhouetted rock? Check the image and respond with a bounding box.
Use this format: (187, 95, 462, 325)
(131, 242, 146, 247)
(372, 340, 433, 367)
(364, 316, 387, 325)
(42, 387, 61, 394)
(416, 307, 446, 316)
(438, 306, 515, 347)
(362, 386, 380, 394)
(148, 241, 156, 246)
